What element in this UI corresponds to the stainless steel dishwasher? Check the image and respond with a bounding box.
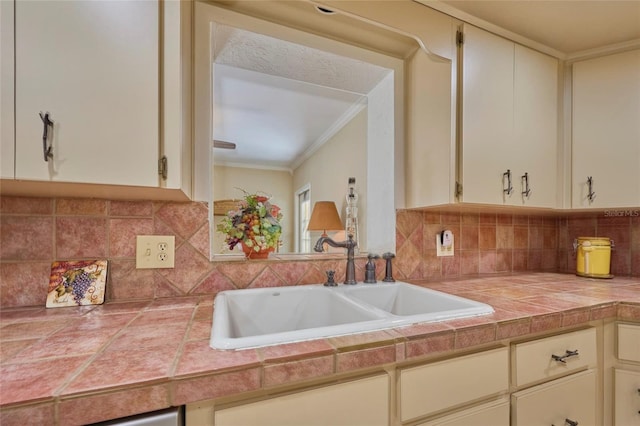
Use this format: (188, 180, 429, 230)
(91, 407, 183, 426)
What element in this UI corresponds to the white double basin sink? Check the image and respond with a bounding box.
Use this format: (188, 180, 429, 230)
(210, 282, 494, 350)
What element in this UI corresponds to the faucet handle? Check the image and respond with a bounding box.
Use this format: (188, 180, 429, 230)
(324, 270, 337, 287)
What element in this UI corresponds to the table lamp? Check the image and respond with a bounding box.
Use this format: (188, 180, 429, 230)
(307, 201, 343, 251)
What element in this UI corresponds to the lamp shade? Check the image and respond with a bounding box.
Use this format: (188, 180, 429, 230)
(307, 201, 343, 233)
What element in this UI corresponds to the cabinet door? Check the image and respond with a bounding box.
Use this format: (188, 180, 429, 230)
(461, 24, 514, 205)
(0, 0, 14, 179)
(213, 374, 389, 426)
(572, 49, 640, 208)
(513, 44, 558, 208)
(614, 369, 640, 426)
(417, 398, 510, 426)
(15, 0, 159, 186)
(512, 369, 597, 426)
(400, 347, 509, 422)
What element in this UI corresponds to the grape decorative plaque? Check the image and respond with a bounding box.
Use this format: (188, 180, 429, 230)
(46, 260, 108, 308)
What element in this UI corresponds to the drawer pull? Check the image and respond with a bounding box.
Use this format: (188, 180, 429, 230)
(551, 349, 579, 363)
(552, 419, 578, 426)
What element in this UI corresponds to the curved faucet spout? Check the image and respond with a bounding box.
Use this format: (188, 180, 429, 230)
(314, 235, 357, 285)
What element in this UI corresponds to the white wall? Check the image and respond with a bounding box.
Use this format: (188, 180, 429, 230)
(293, 108, 367, 250)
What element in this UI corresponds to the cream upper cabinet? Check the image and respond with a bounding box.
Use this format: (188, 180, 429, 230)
(12, 0, 159, 187)
(460, 24, 558, 208)
(572, 49, 640, 208)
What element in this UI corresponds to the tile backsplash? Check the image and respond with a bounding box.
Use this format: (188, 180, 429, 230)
(1, 196, 638, 308)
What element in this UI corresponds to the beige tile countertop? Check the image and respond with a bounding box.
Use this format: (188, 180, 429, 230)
(1, 273, 639, 425)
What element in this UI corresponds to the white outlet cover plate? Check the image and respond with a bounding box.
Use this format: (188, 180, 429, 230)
(436, 234, 454, 257)
(136, 235, 176, 269)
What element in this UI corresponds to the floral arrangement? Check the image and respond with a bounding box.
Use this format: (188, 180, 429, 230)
(216, 190, 283, 254)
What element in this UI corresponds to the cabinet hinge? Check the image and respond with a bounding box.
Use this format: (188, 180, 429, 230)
(455, 181, 463, 199)
(456, 30, 464, 46)
(158, 156, 168, 180)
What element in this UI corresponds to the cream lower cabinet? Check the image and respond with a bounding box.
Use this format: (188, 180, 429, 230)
(512, 369, 597, 426)
(511, 327, 599, 426)
(204, 374, 389, 426)
(417, 398, 510, 426)
(614, 369, 640, 426)
(614, 323, 640, 426)
(399, 347, 509, 424)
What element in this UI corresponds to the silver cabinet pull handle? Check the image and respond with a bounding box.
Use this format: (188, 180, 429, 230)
(587, 176, 596, 203)
(551, 349, 579, 363)
(522, 172, 531, 198)
(503, 169, 513, 195)
(39, 112, 54, 162)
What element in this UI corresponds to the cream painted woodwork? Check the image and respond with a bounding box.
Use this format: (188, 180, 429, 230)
(416, 398, 510, 426)
(618, 323, 640, 363)
(13, 1, 158, 187)
(614, 324, 640, 425)
(0, 0, 15, 179)
(572, 49, 640, 208)
(511, 369, 597, 426)
(399, 347, 509, 422)
(512, 327, 597, 387)
(405, 47, 454, 208)
(614, 369, 640, 426)
(211, 374, 389, 426)
(460, 24, 558, 207)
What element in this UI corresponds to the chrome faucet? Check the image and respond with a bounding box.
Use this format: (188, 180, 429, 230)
(314, 234, 357, 285)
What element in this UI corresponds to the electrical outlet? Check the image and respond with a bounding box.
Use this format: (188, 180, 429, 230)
(436, 230, 454, 257)
(136, 235, 175, 269)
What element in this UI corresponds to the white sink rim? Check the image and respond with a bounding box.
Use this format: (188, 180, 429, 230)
(210, 282, 494, 350)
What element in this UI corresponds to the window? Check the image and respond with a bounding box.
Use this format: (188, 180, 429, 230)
(295, 185, 311, 252)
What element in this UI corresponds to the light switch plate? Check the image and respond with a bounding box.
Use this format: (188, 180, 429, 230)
(136, 235, 175, 269)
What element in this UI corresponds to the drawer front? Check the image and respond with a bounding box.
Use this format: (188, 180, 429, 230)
(417, 398, 510, 426)
(400, 347, 509, 422)
(614, 369, 640, 426)
(214, 374, 389, 426)
(618, 323, 640, 362)
(513, 327, 597, 386)
(512, 369, 597, 426)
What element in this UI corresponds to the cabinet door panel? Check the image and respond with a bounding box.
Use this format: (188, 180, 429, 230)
(513, 44, 558, 208)
(572, 49, 640, 208)
(618, 323, 640, 362)
(400, 347, 509, 422)
(461, 24, 514, 205)
(417, 398, 510, 426)
(513, 327, 597, 387)
(614, 369, 640, 426)
(214, 374, 389, 426)
(15, 0, 158, 186)
(512, 369, 597, 426)
(0, 0, 14, 179)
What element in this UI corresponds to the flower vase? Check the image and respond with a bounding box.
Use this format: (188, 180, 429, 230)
(241, 242, 272, 260)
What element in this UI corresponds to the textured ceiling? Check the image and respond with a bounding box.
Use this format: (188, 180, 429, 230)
(213, 26, 392, 95)
(212, 25, 392, 170)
